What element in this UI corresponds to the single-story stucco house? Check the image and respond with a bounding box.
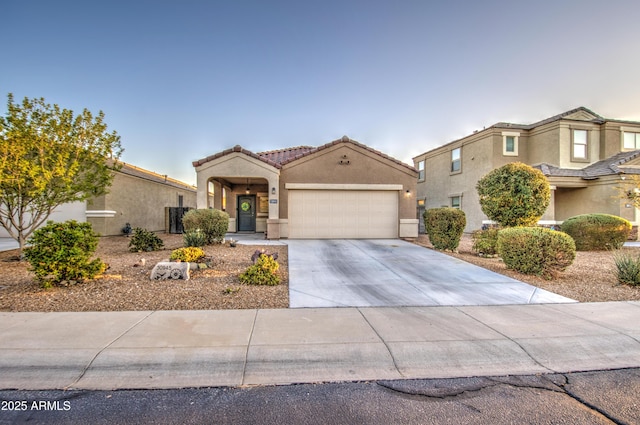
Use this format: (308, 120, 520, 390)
(1, 162, 197, 239)
(193, 136, 419, 239)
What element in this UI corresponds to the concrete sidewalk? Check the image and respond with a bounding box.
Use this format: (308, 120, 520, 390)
(1, 302, 639, 390)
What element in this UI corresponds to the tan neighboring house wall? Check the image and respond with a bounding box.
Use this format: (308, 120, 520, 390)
(414, 107, 640, 234)
(87, 163, 197, 236)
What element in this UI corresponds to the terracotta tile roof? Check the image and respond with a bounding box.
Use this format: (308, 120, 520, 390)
(193, 136, 417, 173)
(257, 146, 316, 164)
(277, 136, 417, 173)
(192, 145, 282, 169)
(534, 150, 640, 179)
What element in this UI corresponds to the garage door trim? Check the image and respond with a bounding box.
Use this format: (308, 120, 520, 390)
(285, 183, 403, 191)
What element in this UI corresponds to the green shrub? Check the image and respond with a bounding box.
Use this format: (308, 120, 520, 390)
(182, 209, 229, 244)
(612, 251, 640, 286)
(183, 230, 207, 247)
(170, 247, 205, 262)
(496, 227, 576, 279)
(128, 228, 164, 252)
(476, 162, 550, 227)
(24, 220, 106, 288)
(239, 254, 281, 286)
(424, 208, 466, 251)
(472, 227, 500, 256)
(561, 214, 631, 251)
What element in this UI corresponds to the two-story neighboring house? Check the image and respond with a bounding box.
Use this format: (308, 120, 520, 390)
(413, 107, 640, 234)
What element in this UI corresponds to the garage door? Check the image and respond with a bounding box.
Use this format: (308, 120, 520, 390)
(288, 190, 398, 238)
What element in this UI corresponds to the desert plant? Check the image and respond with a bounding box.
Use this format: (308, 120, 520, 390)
(182, 209, 229, 244)
(561, 214, 631, 251)
(128, 227, 164, 252)
(476, 162, 550, 227)
(612, 251, 640, 286)
(497, 227, 576, 279)
(239, 254, 281, 286)
(24, 220, 106, 288)
(472, 227, 500, 256)
(170, 247, 205, 263)
(183, 230, 207, 247)
(251, 249, 278, 263)
(423, 207, 466, 251)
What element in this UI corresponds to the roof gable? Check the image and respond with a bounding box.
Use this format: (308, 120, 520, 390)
(493, 107, 604, 131)
(194, 137, 416, 173)
(193, 145, 281, 169)
(280, 136, 417, 172)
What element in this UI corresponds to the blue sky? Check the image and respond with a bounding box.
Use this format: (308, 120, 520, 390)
(3, 0, 640, 185)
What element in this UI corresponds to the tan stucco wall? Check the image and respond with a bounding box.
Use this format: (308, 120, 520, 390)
(280, 143, 417, 222)
(87, 172, 197, 236)
(416, 132, 498, 232)
(554, 177, 635, 223)
(528, 124, 559, 166)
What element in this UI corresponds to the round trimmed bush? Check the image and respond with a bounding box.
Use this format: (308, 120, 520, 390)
(424, 207, 466, 251)
(476, 162, 550, 227)
(561, 214, 631, 250)
(182, 209, 229, 244)
(497, 227, 576, 279)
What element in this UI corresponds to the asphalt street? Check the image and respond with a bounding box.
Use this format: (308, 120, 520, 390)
(1, 368, 638, 425)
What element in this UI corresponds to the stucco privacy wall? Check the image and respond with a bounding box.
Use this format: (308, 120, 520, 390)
(87, 169, 197, 236)
(0, 201, 86, 238)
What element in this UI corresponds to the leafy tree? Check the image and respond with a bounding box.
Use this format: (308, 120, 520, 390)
(615, 174, 640, 209)
(0, 93, 123, 254)
(476, 162, 550, 227)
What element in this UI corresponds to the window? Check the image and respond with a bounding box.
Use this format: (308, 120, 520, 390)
(178, 194, 184, 208)
(417, 160, 425, 181)
(451, 148, 461, 173)
(572, 129, 588, 160)
(222, 188, 227, 211)
(502, 131, 519, 156)
(623, 132, 640, 150)
(451, 196, 461, 209)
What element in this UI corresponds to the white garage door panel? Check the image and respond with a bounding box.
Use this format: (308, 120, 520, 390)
(288, 190, 398, 238)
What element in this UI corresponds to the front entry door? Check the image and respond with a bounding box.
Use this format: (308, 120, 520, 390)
(237, 195, 256, 232)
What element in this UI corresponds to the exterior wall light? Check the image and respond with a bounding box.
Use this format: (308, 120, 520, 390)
(271, 187, 276, 195)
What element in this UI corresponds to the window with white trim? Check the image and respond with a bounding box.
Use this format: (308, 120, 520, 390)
(623, 131, 640, 150)
(502, 132, 519, 156)
(451, 148, 461, 173)
(417, 160, 425, 181)
(572, 129, 588, 161)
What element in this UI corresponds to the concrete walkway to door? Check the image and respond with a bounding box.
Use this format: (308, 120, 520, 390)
(288, 239, 575, 308)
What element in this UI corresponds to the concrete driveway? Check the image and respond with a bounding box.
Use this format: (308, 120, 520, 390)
(288, 239, 575, 308)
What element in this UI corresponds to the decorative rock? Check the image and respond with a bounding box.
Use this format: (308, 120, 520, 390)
(150, 262, 190, 281)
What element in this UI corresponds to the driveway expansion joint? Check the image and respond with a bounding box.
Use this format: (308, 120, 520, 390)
(454, 306, 557, 375)
(64, 310, 155, 390)
(356, 307, 406, 379)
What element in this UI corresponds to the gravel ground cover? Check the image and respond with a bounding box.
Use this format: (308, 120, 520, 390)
(415, 234, 640, 303)
(0, 234, 288, 312)
(1, 233, 638, 312)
